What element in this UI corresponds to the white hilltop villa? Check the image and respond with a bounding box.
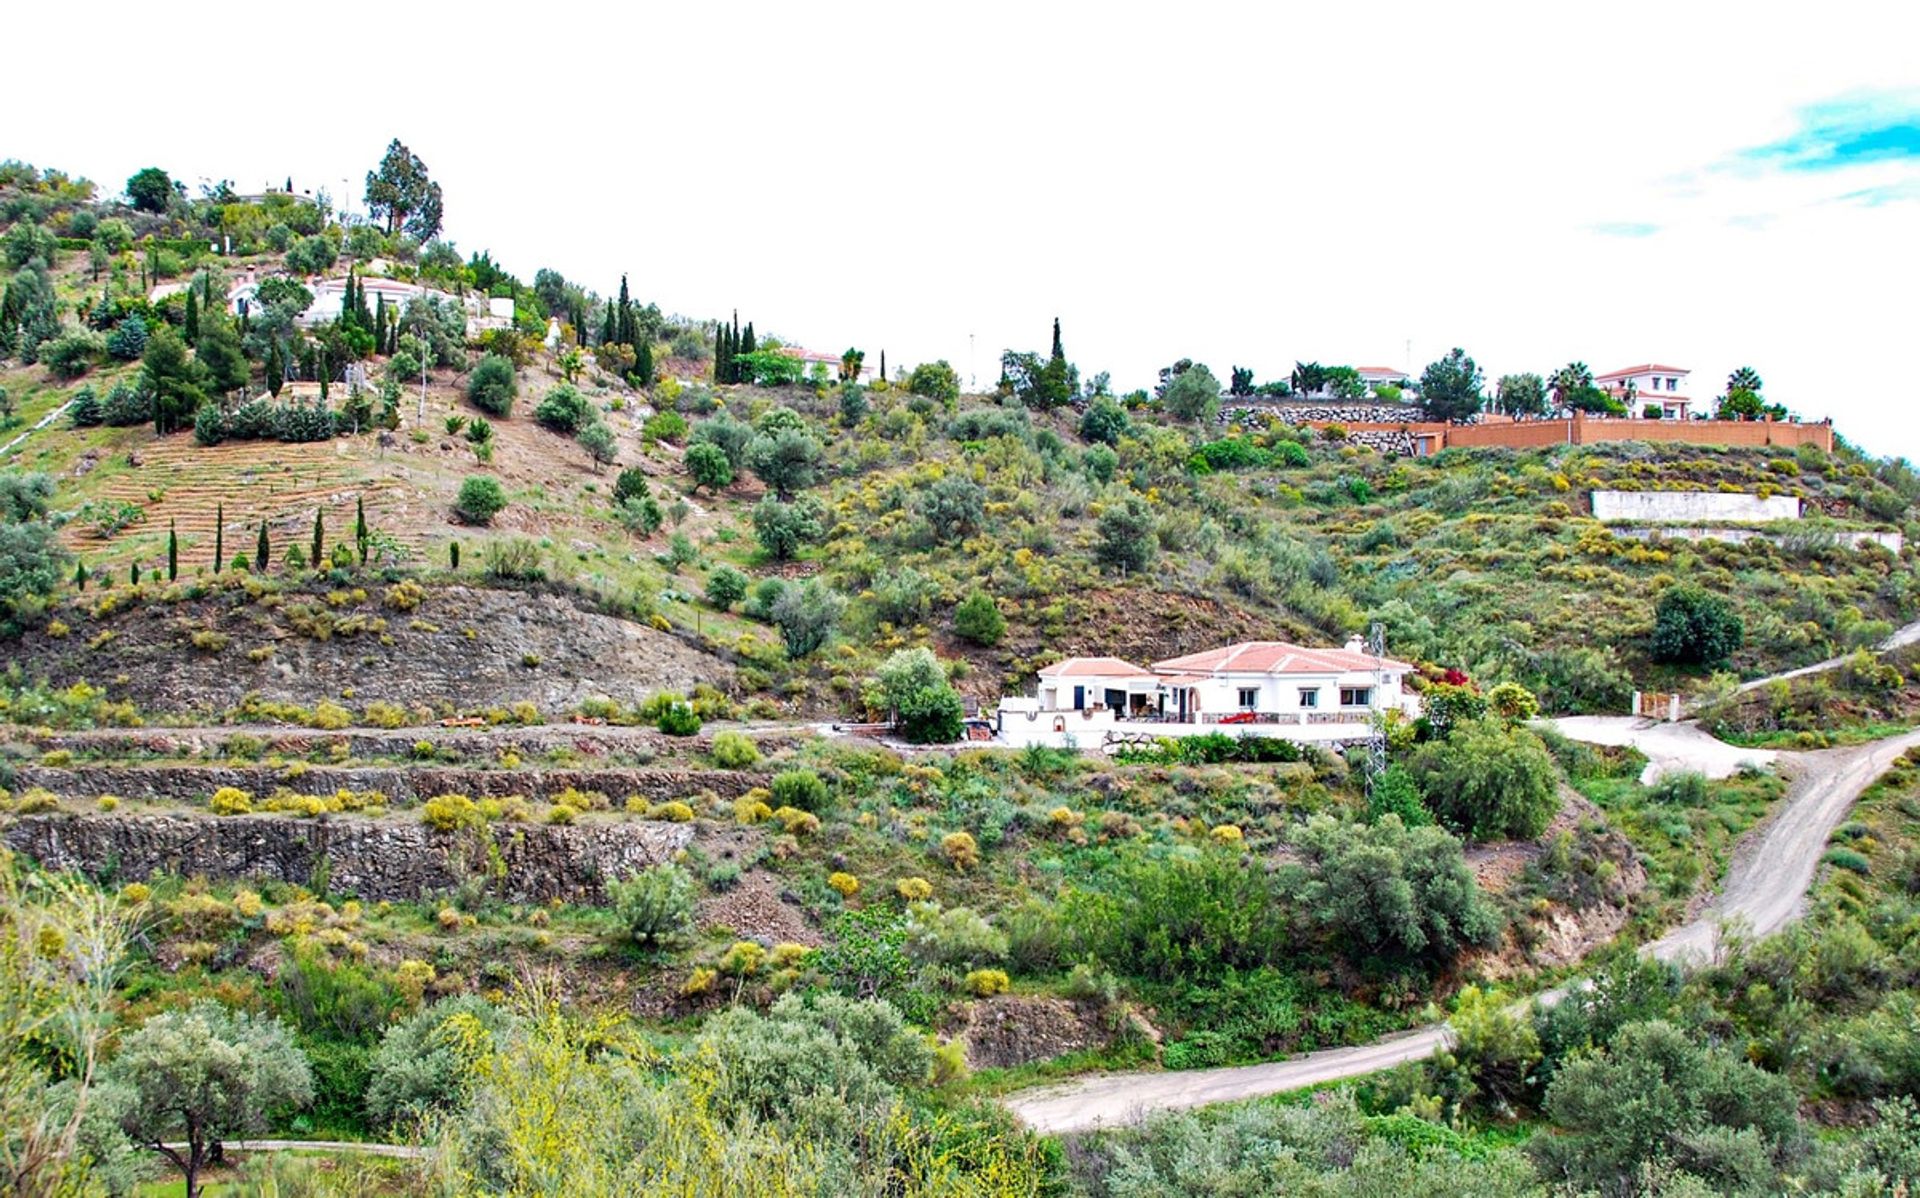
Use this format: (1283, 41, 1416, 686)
(994, 638, 1418, 750)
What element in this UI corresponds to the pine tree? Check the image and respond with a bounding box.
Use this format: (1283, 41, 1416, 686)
(310, 510, 324, 568)
(184, 288, 200, 342)
(214, 503, 224, 572)
(255, 521, 270, 573)
(167, 521, 178, 582)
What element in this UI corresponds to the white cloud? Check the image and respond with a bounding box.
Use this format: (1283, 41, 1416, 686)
(11, 0, 1920, 454)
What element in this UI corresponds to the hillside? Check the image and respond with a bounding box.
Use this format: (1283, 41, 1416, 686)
(7, 155, 1920, 1197)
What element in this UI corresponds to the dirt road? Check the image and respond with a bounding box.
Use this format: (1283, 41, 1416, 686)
(1004, 727, 1920, 1134)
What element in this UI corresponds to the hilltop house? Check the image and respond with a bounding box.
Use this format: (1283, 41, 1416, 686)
(1597, 364, 1692, 420)
(1355, 366, 1412, 396)
(994, 638, 1418, 749)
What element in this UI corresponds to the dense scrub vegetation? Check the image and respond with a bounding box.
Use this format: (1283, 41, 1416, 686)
(7, 148, 1920, 1196)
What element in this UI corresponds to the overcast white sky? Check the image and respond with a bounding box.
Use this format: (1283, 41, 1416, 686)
(12, 2, 1920, 455)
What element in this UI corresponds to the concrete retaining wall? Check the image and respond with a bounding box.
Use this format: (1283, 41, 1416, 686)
(1592, 491, 1801, 523)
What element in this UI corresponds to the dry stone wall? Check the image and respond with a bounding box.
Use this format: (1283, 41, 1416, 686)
(3, 812, 694, 903)
(1219, 402, 1426, 426)
(15, 765, 769, 804)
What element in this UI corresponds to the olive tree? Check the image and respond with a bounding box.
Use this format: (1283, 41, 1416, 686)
(107, 1002, 313, 1198)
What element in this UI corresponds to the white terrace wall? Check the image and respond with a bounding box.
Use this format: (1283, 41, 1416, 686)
(1590, 490, 1801, 523)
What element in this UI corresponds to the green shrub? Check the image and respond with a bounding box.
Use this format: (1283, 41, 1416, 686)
(1651, 584, 1744, 668)
(454, 476, 507, 525)
(607, 863, 695, 951)
(467, 354, 517, 417)
(710, 730, 760, 768)
(1649, 771, 1708, 806)
(770, 769, 831, 814)
(704, 564, 747, 611)
(533, 384, 590, 433)
(1407, 718, 1559, 841)
(655, 698, 701, 736)
(952, 590, 1006, 647)
(421, 793, 483, 832)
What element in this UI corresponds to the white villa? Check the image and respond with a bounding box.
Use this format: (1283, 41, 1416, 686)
(1597, 363, 1692, 419)
(995, 638, 1419, 750)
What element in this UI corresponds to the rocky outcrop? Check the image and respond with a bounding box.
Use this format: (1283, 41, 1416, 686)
(947, 995, 1136, 1070)
(3, 811, 694, 903)
(8, 583, 734, 718)
(16, 765, 768, 804)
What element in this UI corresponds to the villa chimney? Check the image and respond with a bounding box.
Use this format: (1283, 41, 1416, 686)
(1345, 634, 1365, 654)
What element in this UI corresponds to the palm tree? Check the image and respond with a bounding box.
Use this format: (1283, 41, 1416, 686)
(1548, 362, 1593, 408)
(1726, 366, 1763, 395)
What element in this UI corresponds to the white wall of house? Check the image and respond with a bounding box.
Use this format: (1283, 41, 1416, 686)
(993, 706, 1378, 750)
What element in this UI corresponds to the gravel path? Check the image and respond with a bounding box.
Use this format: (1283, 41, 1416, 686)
(1731, 617, 1920, 695)
(1004, 726, 1920, 1134)
(1545, 715, 1776, 783)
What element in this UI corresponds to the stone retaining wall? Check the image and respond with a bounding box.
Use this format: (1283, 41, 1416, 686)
(1220, 402, 1424, 426)
(3, 812, 695, 903)
(15, 765, 769, 804)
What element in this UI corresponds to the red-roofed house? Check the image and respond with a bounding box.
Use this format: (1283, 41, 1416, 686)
(1152, 638, 1417, 725)
(1597, 364, 1692, 420)
(994, 637, 1419, 748)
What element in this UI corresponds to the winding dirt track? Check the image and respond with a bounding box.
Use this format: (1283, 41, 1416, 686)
(1004, 727, 1920, 1134)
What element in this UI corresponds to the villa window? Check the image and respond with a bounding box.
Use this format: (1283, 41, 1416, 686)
(1340, 686, 1373, 707)
(1237, 687, 1259, 710)
(1298, 688, 1320, 708)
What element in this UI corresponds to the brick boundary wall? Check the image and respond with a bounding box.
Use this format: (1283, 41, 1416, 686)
(1272, 412, 1833, 455)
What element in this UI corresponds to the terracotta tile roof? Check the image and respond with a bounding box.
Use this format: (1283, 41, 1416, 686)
(1039, 657, 1158, 679)
(1150, 641, 1413, 676)
(1354, 366, 1409, 378)
(1596, 364, 1690, 381)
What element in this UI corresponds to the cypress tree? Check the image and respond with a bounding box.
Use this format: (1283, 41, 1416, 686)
(450, 542, 460, 569)
(184, 288, 200, 342)
(167, 521, 178, 582)
(637, 339, 654, 387)
(355, 496, 368, 566)
(1051, 317, 1064, 363)
(74, 560, 86, 591)
(599, 301, 614, 346)
(310, 510, 324, 568)
(318, 346, 329, 401)
(255, 521, 269, 573)
(214, 503, 224, 572)
(741, 321, 756, 362)
(129, 561, 139, 586)
(880, 349, 886, 383)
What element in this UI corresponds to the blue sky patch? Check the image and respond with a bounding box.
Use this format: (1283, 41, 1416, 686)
(1590, 221, 1660, 238)
(1742, 92, 1920, 171)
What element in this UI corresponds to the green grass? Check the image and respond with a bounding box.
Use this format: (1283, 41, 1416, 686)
(1554, 740, 1785, 931)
